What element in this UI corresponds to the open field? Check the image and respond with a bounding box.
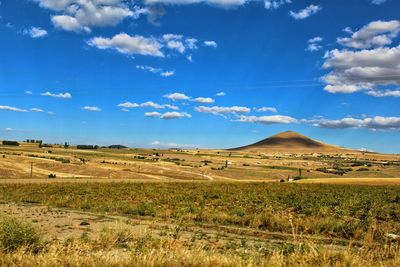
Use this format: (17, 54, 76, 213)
(0, 141, 400, 266)
(1, 141, 399, 183)
(0, 182, 400, 266)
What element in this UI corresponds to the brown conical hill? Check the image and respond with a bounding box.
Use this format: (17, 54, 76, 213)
(230, 131, 351, 153)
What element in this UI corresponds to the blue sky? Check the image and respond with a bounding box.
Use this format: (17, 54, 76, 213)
(0, 0, 399, 153)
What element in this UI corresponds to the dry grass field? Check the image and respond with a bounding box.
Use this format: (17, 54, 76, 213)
(0, 137, 399, 266)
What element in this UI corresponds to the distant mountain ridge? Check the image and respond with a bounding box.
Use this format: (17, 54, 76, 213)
(230, 131, 351, 153)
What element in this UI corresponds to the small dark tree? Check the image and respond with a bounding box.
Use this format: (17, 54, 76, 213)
(64, 142, 69, 149)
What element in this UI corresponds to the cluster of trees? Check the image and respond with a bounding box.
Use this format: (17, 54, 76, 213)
(2, 141, 19, 146)
(26, 139, 43, 144)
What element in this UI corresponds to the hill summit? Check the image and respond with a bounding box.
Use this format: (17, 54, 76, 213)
(231, 131, 350, 153)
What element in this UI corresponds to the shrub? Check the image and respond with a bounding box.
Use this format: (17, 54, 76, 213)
(77, 145, 98, 150)
(0, 216, 40, 252)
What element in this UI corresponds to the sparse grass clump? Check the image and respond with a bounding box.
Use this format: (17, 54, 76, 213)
(0, 216, 40, 252)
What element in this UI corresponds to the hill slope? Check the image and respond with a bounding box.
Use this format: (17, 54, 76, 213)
(231, 131, 351, 153)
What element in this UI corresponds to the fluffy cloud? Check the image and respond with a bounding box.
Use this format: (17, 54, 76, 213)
(164, 92, 190, 101)
(163, 34, 185, 53)
(164, 104, 179, 110)
(337, 20, 400, 49)
(289, 4, 321, 20)
(141, 101, 165, 109)
(88, 33, 164, 57)
(145, 111, 161, 117)
(162, 34, 198, 54)
(264, 0, 291, 9)
(117, 102, 140, 108)
(23, 27, 48, 38)
(88, 32, 203, 58)
(144, 0, 247, 8)
(306, 36, 323, 52)
(136, 65, 175, 77)
(0, 105, 28, 112)
(305, 116, 400, 130)
(204, 40, 217, 48)
(41, 91, 72, 99)
(234, 115, 297, 125)
(322, 45, 400, 95)
(52, 15, 91, 33)
(81, 106, 101, 112)
(160, 111, 191, 119)
(216, 92, 226, 96)
(118, 101, 179, 110)
(195, 105, 250, 116)
(191, 97, 215, 104)
(255, 107, 277, 112)
(36, 0, 145, 33)
(366, 90, 400, 97)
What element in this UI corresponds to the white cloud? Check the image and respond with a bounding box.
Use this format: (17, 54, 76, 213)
(88, 33, 164, 57)
(322, 45, 400, 95)
(160, 111, 191, 119)
(306, 36, 323, 52)
(52, 15, 91, 33)
(121, 108, 130, 112)
(144, 0, 247, 8)
(204, 40, 217, 48)
(371, 0, 387, 5)
(255, 107, 277, 112)
(23, 27, 48, 38)
(141, 101, 165, 109)
(37, 0, 144, 33)
(289, 4, 321, 20)
(163, 34, 185, 53)
(0, 105, 28, 112)
(186, 38, 198, 50)
(164, 104, 179, 110)
(136, 65, 175, 77)
(119, 101, 179, 110)
(82, 106, 101, 112)
(337, 20, 400, 49)
(161, 70, 175, 77)
(88, 32, 207, 59)
(164, 92, 190, 101)
(305, 116, 400, 130)
(195, 105, 250, 116)
(366, 90, 400, 97)
(162, 34, 198, 54)
(118, 102, 140, 108)
(30, 108, 44, 112)
(216, 92, 225, 96)
(264, 0, 291, 9)
(25, 91, 33, 95)
(191, 97, 215, 104)
(234, 115, 297, 125)
(145, 111, 161, 117)
(40, 91, 72, 99)
(5, 128, 13, 132)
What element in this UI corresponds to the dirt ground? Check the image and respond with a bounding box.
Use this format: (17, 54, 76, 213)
(0, 201, 357, 250)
